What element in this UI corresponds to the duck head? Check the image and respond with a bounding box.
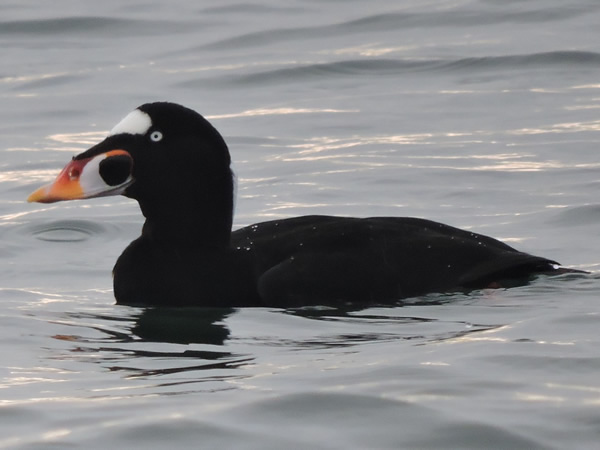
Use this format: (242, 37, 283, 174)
(28, 102, 236, 243)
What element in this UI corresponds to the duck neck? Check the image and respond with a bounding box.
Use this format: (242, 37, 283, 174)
(137, 176, 235, 249)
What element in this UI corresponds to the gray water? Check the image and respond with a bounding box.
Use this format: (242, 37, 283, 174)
(2, 0, 600, 448)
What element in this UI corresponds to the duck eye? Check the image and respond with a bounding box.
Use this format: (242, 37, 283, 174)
(150, 131, 163, 142)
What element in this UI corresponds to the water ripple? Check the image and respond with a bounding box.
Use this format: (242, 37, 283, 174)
(21, 219, 108, 243)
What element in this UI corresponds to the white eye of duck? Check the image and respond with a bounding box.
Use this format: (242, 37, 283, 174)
(150, 131, 163, 142)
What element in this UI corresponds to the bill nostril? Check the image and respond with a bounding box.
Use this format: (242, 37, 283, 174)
(68, 168, 80, 180)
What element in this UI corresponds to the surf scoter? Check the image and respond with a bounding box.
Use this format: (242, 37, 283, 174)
(28, 102, 577, 307)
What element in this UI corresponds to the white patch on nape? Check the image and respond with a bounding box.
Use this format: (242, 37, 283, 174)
(109, 109, 152, 136)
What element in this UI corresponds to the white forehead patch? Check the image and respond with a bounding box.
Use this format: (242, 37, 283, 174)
(109, 109, 152, 136)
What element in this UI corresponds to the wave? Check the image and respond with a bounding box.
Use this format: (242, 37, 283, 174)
(179, 51, 600, 88)
(0, 16, 196, 37)
(202, 6, 594, 50)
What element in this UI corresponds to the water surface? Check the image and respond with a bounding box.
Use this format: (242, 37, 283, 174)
(1, 0, 600, 448)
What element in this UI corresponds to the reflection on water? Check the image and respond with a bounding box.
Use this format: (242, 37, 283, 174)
(207, 107, 358, 120)
(44, 307, 251, 387)
(48, 131, 107, 146)
(31, 301, 506, 386)
(271, 130, 600, 171)
(130, 307, 234, 345)
(510, 118, 600, 134)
